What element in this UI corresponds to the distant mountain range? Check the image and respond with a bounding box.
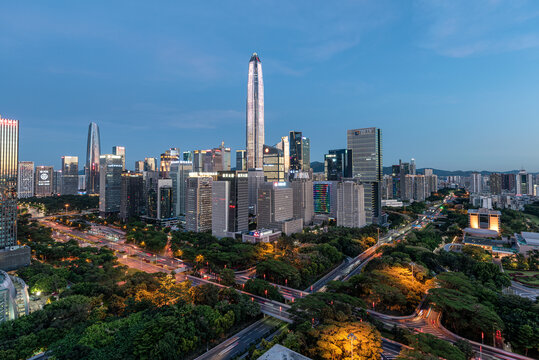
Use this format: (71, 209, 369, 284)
(310, 161, 530, 177)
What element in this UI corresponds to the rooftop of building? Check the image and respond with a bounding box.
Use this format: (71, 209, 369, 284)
(256, 344, 311, 360)
(463, 227, 501, 238)
(463, 235, 511, 247)
(467, 208, 501, 215)
(516, 232, 539, 247)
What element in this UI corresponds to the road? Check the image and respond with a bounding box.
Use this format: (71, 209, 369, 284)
(193, 317, 283, 360)
(504, 281, 538, 301)
(40, 219, 186, 274)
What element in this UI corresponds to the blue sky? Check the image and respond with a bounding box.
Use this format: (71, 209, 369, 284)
(2, 1, 539, 171)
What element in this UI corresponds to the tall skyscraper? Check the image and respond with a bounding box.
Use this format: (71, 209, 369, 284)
(144, 157, 157, 172)
(160, 148, 180, 178)
(0, 116, 19, 248)
(257, 182, 303, 235)
(324, 149, 352, 181)
(186, 176, 213, 232)
(337, 181, 366, 228)
(120, 172, 144, 222)
(61, 156, 78, 195)
(157, 179, 175, 224)
(248, 168, 265, 214)
(347, 127, 382, 224)
(516, 170, 534, 195)
(313, 181, 338, 217)
(99, 154, 123, 216)
(289, 131, 303, 171)
(85, 122, 101, 194)
(489, 173, 502, 195)
(53, 170, 62, 195)
(211, 171, 249, 238)
(135, 160, 144, 173)
(112, 146, 126, 171)
(236, 150, 247, 171)
(410, 158, 416, 175)
(34, 166, 54, 197)
(471, 172, 482, 194)
(246, 53, 264, 169)
(291, 175, 314, 226)
(170, 161, 193, 217)
(17, 162, 34, 198)
(274, 136, 290, 174)
(262, 145, 285, 182)
(302, 137, 310, 170)
(182, 151, 193, 162)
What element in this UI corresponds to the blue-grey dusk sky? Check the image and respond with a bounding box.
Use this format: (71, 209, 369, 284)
(1, 1, 539, 171)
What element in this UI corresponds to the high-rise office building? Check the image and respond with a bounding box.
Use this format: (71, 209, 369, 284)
(143, 170, 159, 219)
(246, 53, 265, 169)
(274, 136, 290, 174)
(302, 137, 310, 170)
(382, 175, 393, 200)
(291, 175, 314, 226)
(248, 168, 265, 214)
(85, 122, 100, 194)
(0, 117, 18, 248)
(337, 181, 366, 228)
(257, 182, 302, 235)
(347, 127, 382, 224)
(263, 145, 285, 182)
(170, 161, 193, 217)
(211, 171, 249, 238)
(112, 146, 126, 171)
(186, 177, 213, 232)
(219, 142, 231, 171)
(516, 170, 534, 196)
(78, 175, 86, 192)
(182, 151, 193, 163)
(17, 162, 34, 198)
(61, 156, 78, 195)
(324, 149, 352, 181)
(160, 148, 180, 178)
(157, 179, 175, 224)
(144, 157, 157, 172)
(236, 150, 247, 171)
(501, 173, 516, 193)
(410, 158, 416, 175)
(489, 173, 502, 195)
(34, 166, 54, 197)
(53, 170, 62, 195)
(99, 154, 123, 216)
(313, 181, 338, 217)
(289, 131, 303, 171)
(120, 172, 144, 222)
(135, 160, 144, 173)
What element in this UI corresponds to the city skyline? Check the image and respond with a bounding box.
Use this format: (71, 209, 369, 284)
(3, 1, 539, 171)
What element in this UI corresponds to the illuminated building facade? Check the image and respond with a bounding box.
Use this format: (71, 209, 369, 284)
(211, 171, 249, 238)
(61, 156, 79, 195)
(160, 148, 180, 178)
(467, 208, 501, 235)
(0, 117, 18, 248)
(347, 127, 382, 224)
(263, 145, 285, 182)
(274, 136, 290, 173)
(516, 170, 534, 196)
(99, 154, 123, 216)
(17, 161, 34, 199)
(85, 122, 101, 194)
(112, 146, 126, 171)
(34, 166, 53, 197)
(0, 271, 29, 323)
(144, 157, 157, 171)
(186, 177, 213, 232)
(246, 53, 264, 169)
(313, 181, 337, 216)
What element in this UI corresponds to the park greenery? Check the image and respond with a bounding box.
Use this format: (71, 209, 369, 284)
(21, 194, 99, 215)
(125, 221, 169, 252)
(1, 212, 261, 360)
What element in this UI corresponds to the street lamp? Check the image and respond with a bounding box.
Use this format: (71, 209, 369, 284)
(348, 332, 357, 360)
(64, 204, 69, 215)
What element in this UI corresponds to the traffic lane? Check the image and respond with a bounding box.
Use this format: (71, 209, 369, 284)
(194, 317, 283, 360)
